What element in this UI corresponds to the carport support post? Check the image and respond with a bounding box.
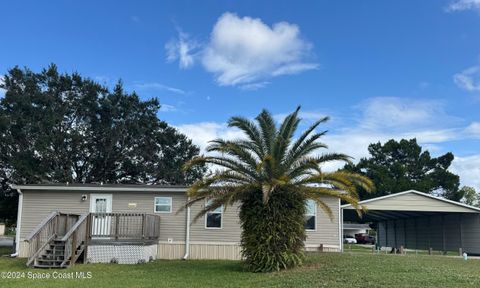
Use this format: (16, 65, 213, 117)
(414, 217, 418, 255)
(394, 220, 397, 251)
(442, 214, 446, 255)
(459, 214, 463, 256)
(376, 221, 380, 253)
(385, 220, 388, 253)
(428, 216, 432, 255)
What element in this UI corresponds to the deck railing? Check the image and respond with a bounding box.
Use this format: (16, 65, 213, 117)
(89, 213, 160, 240)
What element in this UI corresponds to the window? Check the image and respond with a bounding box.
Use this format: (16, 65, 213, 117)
(305, 200, 316, 231)
(205, 200, 223, 229)
(154, 197, 172, 213)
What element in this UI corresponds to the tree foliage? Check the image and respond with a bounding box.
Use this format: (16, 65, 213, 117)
(184, 107, 374, 272)
(344, 139, 461, 201)
(0, 64, 205, 221)
(460, 186, 479, 207)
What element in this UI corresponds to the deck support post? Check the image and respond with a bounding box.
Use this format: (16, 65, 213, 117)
(64, 214, 69, 235)
(115, 214, 120, 240)
(142, 214, 146, 239)
(71, 232, 77, 267)
(84, 214, 91, 264)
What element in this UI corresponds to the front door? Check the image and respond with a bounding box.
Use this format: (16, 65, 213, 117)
(90, 194, 113, 237)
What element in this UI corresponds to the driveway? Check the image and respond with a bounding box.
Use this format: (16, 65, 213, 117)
(0, 236, 13, 247)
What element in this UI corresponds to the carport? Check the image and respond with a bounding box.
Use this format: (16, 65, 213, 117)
(342, 190, 480, 254)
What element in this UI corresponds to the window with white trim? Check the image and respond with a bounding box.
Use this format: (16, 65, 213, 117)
(154, 197, 172, 213)
(305, 199, 316, 231)
(205, 200, 223, 229)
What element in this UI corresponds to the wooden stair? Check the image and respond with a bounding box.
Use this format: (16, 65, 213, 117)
(33, 239, 85, 268)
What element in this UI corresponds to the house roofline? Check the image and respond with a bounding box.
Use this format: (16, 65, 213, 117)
(341, 189, 480, 212)
(12, 183, 189, 193)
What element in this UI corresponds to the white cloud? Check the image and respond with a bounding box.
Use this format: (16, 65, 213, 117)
(465, 122, 480, 137)
(240, 82, 270, 91)
(165, 31, 198, 69)
(177, 97, 480, 191)
(175, 122, 244, 151)
(159, 104, 177, 112)
(133, 82, 186, 95)
(321, 128, 460, 171)
(453, 66, 480, 92)
(358, 97, 453, 131)
(446, 0, 480, 12)
(273, 111, 328, 124)
(318, 97, 466, 170)
(451, 155, 480, 192)
(166, 12, 317, 88)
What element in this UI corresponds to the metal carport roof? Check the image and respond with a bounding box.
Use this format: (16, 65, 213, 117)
(342, 190, 480, 222)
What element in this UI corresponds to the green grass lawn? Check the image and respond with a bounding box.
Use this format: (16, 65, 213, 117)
(0, 246, 13, 256)
(0, 252, 479, 288)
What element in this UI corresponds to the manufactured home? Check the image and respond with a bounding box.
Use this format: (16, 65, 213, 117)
(12, 184, 341, 268)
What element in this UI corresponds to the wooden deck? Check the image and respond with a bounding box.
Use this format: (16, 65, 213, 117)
(88, 213, 160, 242)
(26, 212, 161, 268)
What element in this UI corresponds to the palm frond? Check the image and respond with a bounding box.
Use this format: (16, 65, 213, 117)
(256, 109, 277, 154)
(228, 116, 265, 158)
(273, 106, 301, 166)
(207, 139, 259, 171)
(283, 133, 328, 170)
(289, 116, 329, 157)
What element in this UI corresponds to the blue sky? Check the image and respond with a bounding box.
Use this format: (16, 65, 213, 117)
(1, 0, 480, 190)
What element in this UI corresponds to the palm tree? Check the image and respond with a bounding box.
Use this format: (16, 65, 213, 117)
(184, 107, 374, 272)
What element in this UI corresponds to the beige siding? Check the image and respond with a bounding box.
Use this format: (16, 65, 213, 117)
(111, 192, 187, 242)
(20, 190, 89, 239)
(19, 190, 187, 243)
(189, 243, 242, 260)
(18, 241, 30, 258)
(157, 243, 186, 259)
(356, 193, 477, 213)
(305, 196, 340, 248)
(156, 242, 242, 260)
(189, 202, 242, 243)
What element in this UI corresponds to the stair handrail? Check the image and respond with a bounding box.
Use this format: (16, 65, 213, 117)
(60, 213, 89, 242)
(25, 211, 60, 267)
(26, 211, 59, 242)
(60, 213, 89, 267)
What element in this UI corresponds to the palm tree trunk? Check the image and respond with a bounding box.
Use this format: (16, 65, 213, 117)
(239, 187, 306, 272)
